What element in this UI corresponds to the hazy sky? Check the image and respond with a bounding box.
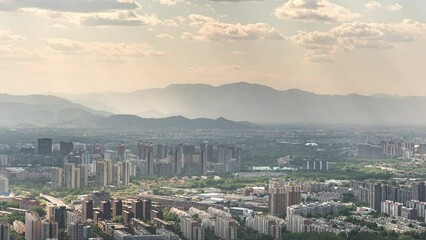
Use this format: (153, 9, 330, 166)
(0, 0, 425, 95)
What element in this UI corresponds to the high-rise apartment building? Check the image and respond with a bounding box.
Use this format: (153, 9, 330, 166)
(269, 180, 302, 216)
(25, 211, 42, 240)
(68, 220, 84, 240)
(41, 220, 58, 240)
(0, 222, 10, 240)
(0, 176, 9, 194)
(82, 200, 93, 221)
(214, 216, 238, 240)
(38, 138, 52, 156)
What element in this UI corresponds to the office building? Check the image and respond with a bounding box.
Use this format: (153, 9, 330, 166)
(38, 138, 52, 156)
(60, 141, 74, 157)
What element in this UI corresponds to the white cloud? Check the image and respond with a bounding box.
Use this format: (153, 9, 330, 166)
(0, 45, 42, 61)
(274, 0, 360, 23)
(0, 29, 24, 41)
(19, 8, 161, 27)
(232, 51, 246, 55)
(160, 0, 185, 6)
(156, 33, 175, 40)
(364, 1, 381, 10)
(365, 1, 403, 12)
(41, 38, 166, 57)
(182, 14, 284, 41)
(79, 11, 161, 27)
(0, 0, 140, 13)
(387, 3, 403, 12)
(292, 20, 425, 62)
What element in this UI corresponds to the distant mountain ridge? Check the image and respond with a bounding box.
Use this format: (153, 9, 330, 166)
(62, 82, 426, 125)
(0, 93, 252, 129)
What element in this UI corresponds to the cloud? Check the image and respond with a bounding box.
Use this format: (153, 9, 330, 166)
(3, 0, 164, 28)
(0, 29, 24, 41)
(0, 0, 140, 13)
(0, 45, 42, 61)
(182, 14, 284, 41)
(160, 0, 185, 6)
(79, 11, 161, 27)
(387, 3, 402, 12)
(156, 33, 175, 40)
(41, 38, 165, 57)
(18, 8, 161, 27)
(292, 20, 425, 62)
(364, 1, 381, 10)
(232, 51, 246, 55)
(364, 1, 403, 12)
(274, 0, 360, 23)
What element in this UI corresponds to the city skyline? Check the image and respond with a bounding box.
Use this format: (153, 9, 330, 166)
(0, 0, 426, 95)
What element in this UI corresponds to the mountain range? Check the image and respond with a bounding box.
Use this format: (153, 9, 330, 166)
(0, 93, 252, 129)
(62, 82, 426, 125)
(3, 82, 426, 127)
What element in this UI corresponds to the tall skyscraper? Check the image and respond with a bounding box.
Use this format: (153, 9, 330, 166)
(79, 164, 88, 188)
(122, 160, 130, 186)
(0, 222, 10, 240)
(64, 163, 76, 189)
(112, 164, 121, 186)
(174, 148, 183, 175)
(38, 138, 52, 156)
(147, 145, 154, 175)
(95, 160, 108, 186)
(25, 211, 42, 240)
(200, 148, 207, 175)
(368, 182, 383, 211)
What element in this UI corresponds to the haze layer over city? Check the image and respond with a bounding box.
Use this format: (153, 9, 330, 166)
(1, 1, 426, 240)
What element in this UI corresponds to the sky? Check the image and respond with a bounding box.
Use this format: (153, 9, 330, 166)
(0, 0, 425, 95)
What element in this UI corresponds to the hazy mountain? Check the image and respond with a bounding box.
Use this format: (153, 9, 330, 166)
(0, 94, 112, 127)
(62, 82, 426, 125)
(99, 115, 254, 129)
(0, 93, 251, 129)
